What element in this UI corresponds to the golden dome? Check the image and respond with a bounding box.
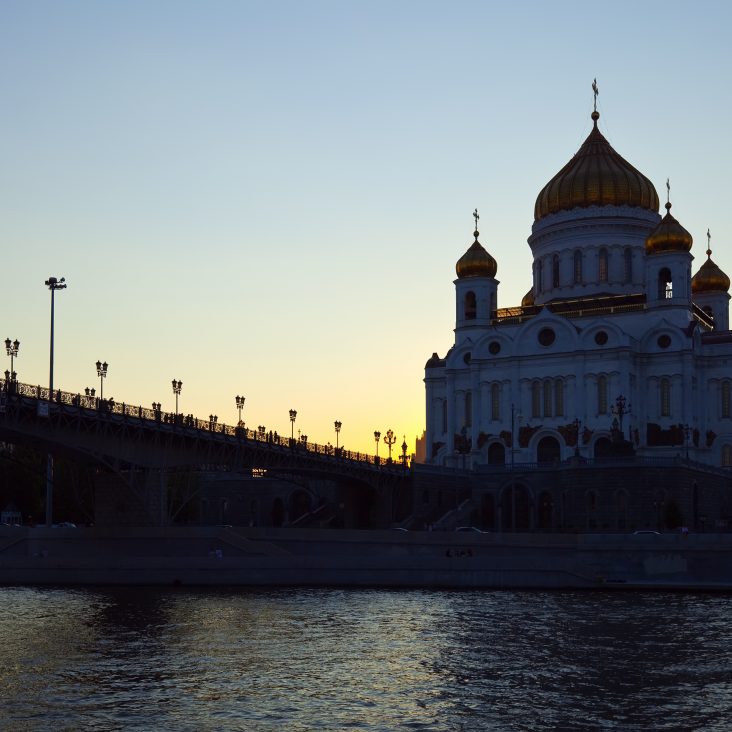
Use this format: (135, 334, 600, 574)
(645, 202, 693, 255)
(521, 288, 535, 307)
(534, 111, 659, 221)
(692, 244, 730, 293)
(456, 229, 497, 279)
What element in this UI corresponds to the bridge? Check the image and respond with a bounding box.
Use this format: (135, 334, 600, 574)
(0, 379, 413, 527)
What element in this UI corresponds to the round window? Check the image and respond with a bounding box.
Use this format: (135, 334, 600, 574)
(657, 334, 671, 349)
(538, 328, 556, 347)
(595, 331, 608, 346)
(488, 341, 501, 355)
(463, 352, 472, 364)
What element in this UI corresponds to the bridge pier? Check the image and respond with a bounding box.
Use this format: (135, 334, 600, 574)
(94, 469, 170, 527)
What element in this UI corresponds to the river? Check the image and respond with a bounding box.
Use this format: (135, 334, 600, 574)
(1, 587, 730, 730)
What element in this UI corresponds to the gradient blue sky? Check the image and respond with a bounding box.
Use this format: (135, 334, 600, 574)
(1, 1, 731, 454)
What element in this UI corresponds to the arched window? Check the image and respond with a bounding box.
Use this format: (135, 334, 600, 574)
(660, 378, 671, 417)
(543, 379, 553, 417)
(441, 400, 447, 434)
(491, 383, 500, 420)
(658, 268, 672, 299)
(598, 248, 608, 283)
(722, 380, 731, 418)
(552, 254, 560, 288)
(532, 381, 541, 417)
(464, 291, 477, 320)
(597, 375, 608, 414)
(465, 391, 472, 428)
(574, 250, 583, 284)
(624, 248, 633, 283)
(723, 444, 732, 467)
(554, 378, 564, 416)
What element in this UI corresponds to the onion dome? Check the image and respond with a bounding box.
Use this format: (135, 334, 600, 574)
(534, 111, 659, 221)
(456, 227, 497, 279)
(645, 201, 693, 255)
(692, 234, 730, 293)
(521, 288, 535, 307)
(425, 352, 445, 369)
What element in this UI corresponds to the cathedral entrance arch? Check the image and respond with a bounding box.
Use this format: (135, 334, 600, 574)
(594, 437, 613, 458)
(537, 436, 560, 464)
(487, 442, 506, 465)
(537, 491, 553, 529)
(501, 484, 531, 531)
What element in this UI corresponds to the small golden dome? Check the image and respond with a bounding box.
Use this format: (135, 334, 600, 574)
(521, 288, 535, 307)
(692, 243, 730, 293)
(534, 111, 659, 221)
(645, 202, 693, 255)
(456, 229, 497, 279)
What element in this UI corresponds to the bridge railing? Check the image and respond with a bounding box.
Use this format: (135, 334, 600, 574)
(1, 378, 408, 471)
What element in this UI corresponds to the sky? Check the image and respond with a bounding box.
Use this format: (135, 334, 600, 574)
(1, 0, 731, 455)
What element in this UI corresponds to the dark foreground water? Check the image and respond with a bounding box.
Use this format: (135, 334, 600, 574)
(1, 588, 731, 731)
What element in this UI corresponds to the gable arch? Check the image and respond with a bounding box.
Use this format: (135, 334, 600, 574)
(514, 312, 579, 355)
(474, 332, 514, 359)
(578, 320, 628, 350)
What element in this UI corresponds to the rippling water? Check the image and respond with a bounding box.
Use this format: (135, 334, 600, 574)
(1, 587, 732, 731)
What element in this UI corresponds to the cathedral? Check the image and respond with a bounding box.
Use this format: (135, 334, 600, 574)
(424, 103, 732, 474)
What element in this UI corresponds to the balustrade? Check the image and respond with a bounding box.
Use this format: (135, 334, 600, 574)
(0, 377, 406, 471)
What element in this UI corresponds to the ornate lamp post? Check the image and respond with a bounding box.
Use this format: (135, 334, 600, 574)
(4, 338, 19, 384)
(334, 420, 342, 450)
(384, 429, 396, 462)
(374, 430, 381, 462)
(235, 395, 245, 425)
(44, 276, 66, 527)
(171, 379, 182, 415)
(401, 435, 408, 466)
(683, 424, 691, 460)
(289, 409, 297, 442)
(96, 360, 108, 400)
(612, 394, 631, 439)
(209, 414, 218, 431)
(573, 417, 581, 457)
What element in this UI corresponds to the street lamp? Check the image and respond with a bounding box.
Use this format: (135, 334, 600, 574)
(171, 379, 182, 415)
(96, 360, 108, 400)
(612, 394, 631, 439)
(683, 424, 691, 460)
(384, 429, 396, 462)
(401, 435, 408, 466)
(235, 395, 245, 425)
(573, 417, 581, 457)
(374, 430, 381, 461)
(4, 338, 19, 383)
(334, 420, 342, 450)
(289, 409, 297, 441)
(44, 275, 66, 527)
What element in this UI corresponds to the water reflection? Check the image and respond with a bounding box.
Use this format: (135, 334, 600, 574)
(1, 588, 732, 730)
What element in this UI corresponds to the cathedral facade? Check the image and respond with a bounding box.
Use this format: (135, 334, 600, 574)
(424, 107, 732, 472)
